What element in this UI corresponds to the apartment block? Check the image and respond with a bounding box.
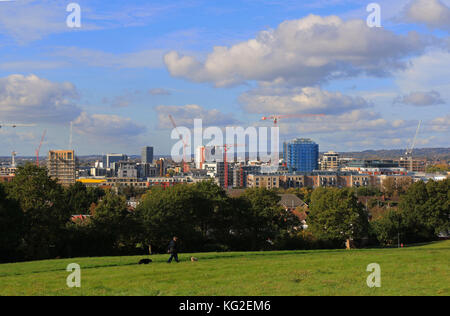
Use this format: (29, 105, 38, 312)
(47, 150, 76, 186)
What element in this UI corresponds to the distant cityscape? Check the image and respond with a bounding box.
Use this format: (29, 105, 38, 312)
(1, 138, 448, 191)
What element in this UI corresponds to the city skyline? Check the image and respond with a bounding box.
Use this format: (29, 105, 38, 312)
(0, 0, 449, 156)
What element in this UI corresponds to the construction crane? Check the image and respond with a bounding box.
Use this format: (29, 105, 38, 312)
(405, 120, 421, 158)
(36, 129, 47, 166)
(168, 115, 189, 173)
(261, 113, 325, 126)
(0, 123, 35, 129)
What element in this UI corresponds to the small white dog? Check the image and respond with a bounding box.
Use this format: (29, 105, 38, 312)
(190, 257, 198, 262)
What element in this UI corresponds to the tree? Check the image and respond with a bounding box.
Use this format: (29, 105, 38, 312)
(64, 181, 105, 215)
(308, 187, 369, 246)
(0, 183, 24, 262)
(236, 188, 299, 250)
(7, 164, 69, 260)
(137, 185, 199, 253)
(399, 179, 449, 242)
(91, 190, 140, 254)
(371, 209, 403, 246)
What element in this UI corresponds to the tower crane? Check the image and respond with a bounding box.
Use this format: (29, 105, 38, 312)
(168, 115, 189, 173)
(36, 129, 47, 166)
(214, 144, 246, 189)
(0, 123, 35, 129)
(405, 120, 421, 158)
(261, 113, 325, 126)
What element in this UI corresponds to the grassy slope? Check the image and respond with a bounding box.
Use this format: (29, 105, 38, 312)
(0, 241, 449, 296)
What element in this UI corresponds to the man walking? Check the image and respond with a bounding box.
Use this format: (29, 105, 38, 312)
(167, 236, 179, 263)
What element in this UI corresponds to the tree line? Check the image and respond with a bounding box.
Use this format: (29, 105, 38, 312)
(0, 164, 448, 263)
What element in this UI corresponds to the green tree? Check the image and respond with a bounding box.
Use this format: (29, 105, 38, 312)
(7, 164, 69, 260)
(64, 181, 105, 215)
(399, 179, 449, 242)
(308, 187, 369, 246)
(237, 188, 299, 250)
(91, 191, 139, 254)
(137, 185, 200, 253)
(371, 209, 403, 246)
(0, 183, 24, 262)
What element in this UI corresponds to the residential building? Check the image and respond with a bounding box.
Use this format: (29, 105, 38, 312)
(247, 174, 280, 189)
(286, 138, 319, 172)
(321, 151, 340, 170)
(47, 150, 76, 186)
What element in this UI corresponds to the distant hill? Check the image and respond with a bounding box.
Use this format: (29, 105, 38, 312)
(337, 148, 450, 161)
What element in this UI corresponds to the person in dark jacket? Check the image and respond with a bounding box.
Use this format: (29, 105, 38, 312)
(167, 236, 179, 263)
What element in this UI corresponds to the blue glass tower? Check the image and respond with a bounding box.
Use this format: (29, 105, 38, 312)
(287, 138, 319, 172)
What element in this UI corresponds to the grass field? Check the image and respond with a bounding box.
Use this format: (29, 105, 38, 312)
(0, 241, 449, 296)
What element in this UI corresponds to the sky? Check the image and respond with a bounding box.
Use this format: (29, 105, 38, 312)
(0, 0, 449, 156)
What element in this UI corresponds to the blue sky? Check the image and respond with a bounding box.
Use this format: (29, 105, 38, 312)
(0, 0, 449, 156)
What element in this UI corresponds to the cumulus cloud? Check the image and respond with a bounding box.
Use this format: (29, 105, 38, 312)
(394, 90, 445, 106)
(73, 112, 146, 140)
(164, 15, 428, 87)
(0, 74, 81, 123)
(154, 104, 239, 128)
(241, 86, 371, 115)
(400, 0, 450, 31)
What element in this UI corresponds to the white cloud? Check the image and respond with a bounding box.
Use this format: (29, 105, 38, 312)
(241, 86, 371, 115)
(394, 90, 445, 106)
(73, 112, 146, 140)
(165, 14, 429, 87)
(0, 74, 81, 123)
(400, 0, 450, 31)
(154, 104, 239, 128)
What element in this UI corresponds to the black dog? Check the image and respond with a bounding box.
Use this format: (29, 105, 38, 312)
(138, 258, 152, 264)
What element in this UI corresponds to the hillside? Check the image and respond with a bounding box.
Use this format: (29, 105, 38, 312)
(339, 148, 450, 161)
(0, 241, 448, 296)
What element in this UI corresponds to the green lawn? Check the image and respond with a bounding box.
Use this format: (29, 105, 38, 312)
(0, 241, 449, 296)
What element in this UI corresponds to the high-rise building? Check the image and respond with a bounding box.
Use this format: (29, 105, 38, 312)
(286, 138, 319, 172)
(141, 146, 154, 164)
(321, 151, 340, 170)
(47, 150, 76, 186)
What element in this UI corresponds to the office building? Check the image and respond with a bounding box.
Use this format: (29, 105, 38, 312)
(141, 146, 154, 164)
(47, 150, 76, 186)
(103, 153, 128, 168)
(286, 138, 319, 172)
